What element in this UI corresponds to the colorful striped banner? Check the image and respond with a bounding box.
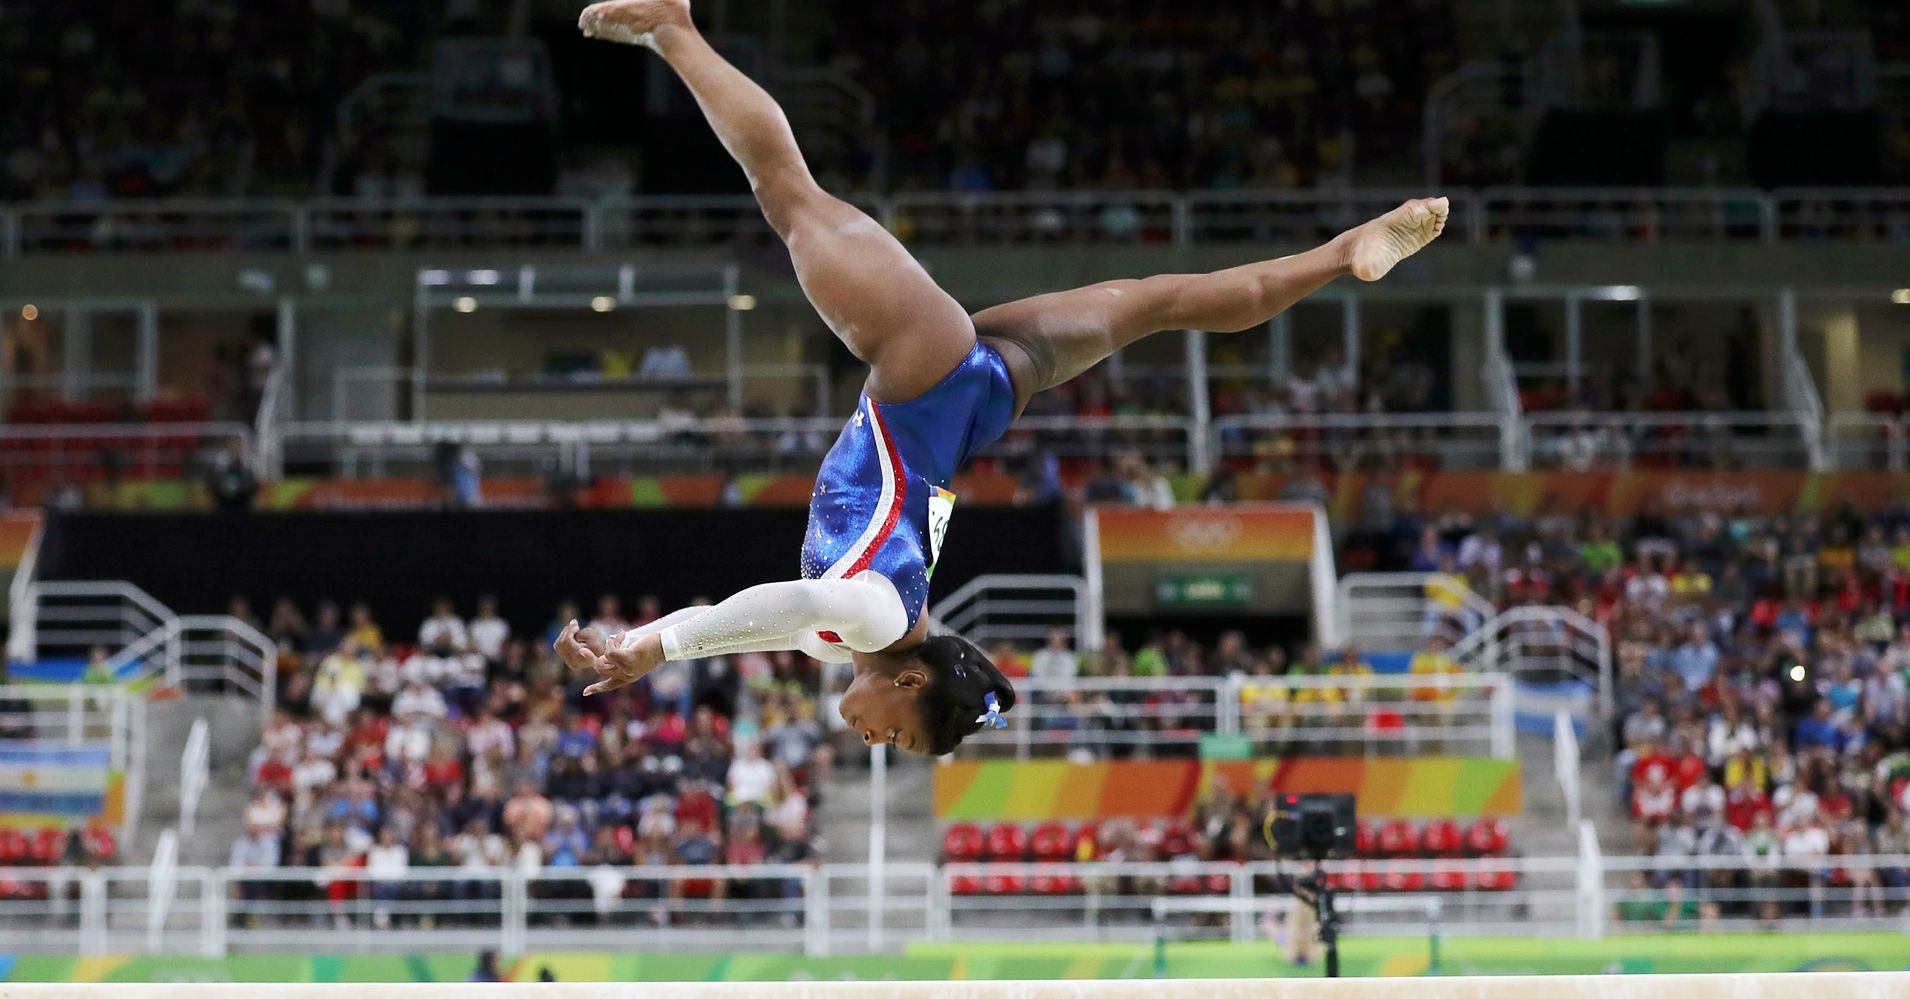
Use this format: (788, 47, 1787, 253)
(933, 757, 1522, 821)
(0, 512, 38, 571)
(1094, 505, 1317, 563)
(0, 743, 116, 825)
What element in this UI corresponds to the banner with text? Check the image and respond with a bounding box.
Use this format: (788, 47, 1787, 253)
(933, 756, 1522, 821)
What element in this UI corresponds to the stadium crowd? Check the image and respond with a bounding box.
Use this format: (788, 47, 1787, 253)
(229, 593, 829, 927)
(1352, 496, 1910, 919)
(834, 0, 1455, 191)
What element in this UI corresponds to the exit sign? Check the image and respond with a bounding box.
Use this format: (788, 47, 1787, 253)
(1155, 574, 1253, 608)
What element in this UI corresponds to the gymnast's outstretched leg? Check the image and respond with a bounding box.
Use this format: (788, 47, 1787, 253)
(580, 0, 975, 402)
(973, 198, 1450, 407)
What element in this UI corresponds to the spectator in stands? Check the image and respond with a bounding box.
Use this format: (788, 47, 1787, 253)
(366, 826, 409, 929)
(204, 439, 259, 512)
(419, 597, 469, 652)
(309, 644, 367, 727)
(504, 779, 554, 845)
(469, 596, 510, 667)
(1029, 629, 1078, 682)
(726, 739, 777, 810)
(345, 604, 385, 656)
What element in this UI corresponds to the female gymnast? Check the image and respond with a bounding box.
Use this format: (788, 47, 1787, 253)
(554, 0, 1448, 756)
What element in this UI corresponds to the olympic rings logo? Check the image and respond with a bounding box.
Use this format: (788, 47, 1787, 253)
(1166, 515, 1244, 550)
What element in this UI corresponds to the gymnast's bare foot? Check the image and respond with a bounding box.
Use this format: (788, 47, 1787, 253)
(1346, 197, 1450, 282)
(578, 0, 693, 51)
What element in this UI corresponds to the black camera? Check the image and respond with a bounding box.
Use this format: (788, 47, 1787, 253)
(1264, 792, 1357, 860)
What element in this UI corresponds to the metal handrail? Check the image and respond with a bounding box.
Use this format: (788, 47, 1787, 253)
(5, 187, 1910, 256)
(178, 720, 210, 840)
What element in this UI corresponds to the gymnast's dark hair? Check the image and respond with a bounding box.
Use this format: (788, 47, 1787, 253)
(913, 634, 1018, 755)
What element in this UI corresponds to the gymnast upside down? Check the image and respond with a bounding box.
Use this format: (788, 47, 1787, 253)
(553, 0, 1448, 756)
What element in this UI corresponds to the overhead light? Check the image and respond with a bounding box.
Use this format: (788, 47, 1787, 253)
(1604, 285, 1642, 302)
(728, 294, 758, 312)
(1788, 664, 1805, 682)
(467, 269, 501, 285)
(454, 297, 478, 313)
(591, 296, 616, 313)
(1893, 289, 1910, 305)
(420, 269, 452, 286)
(20, 304, 37, 321)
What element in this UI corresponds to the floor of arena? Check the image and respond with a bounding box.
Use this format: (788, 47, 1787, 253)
(3, 974, 1907, 998)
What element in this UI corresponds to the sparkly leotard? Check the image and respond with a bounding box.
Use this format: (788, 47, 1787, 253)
(799, 342, 1018, 651)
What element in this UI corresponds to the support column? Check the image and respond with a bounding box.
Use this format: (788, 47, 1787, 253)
(1564, 294, 1582, 393)
(1341, 297, 1362, 372)
(1185, 329, 1212, 473)
(1269, 315, 1292, 384)
(62, 307, 92, 402)
(1635, 295, 1652, 379)
(866, 743, 887, 953)
(135, 304, 158, 404)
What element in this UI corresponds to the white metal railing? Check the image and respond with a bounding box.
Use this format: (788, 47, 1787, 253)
(0, 853, 1903, 955)
(1782, 340, 1830, 471)
(958, 676, 1231, 760)
(22, 580, 174, 669)
(253, 360, 291, 480)
(0, 422, 253, 488)
(1448, 604, 1614, 721)
(1555, 710, 1582, 830)
(19, 582, 277, 721)
(177, 719, 210, 840)
(146, 829, 180, 953)
(4, 189, 1910, 256)
(5, 513, 44, 663)
(1478, 188, 1777, 243)
(929, 575, 1093, 654)
(0, 684, 135, 760)
(1484, 348, 1529, 472)
(1210, 412, 1507, 472)
(1231, 673, 1516, 759)
(1152, 893, 1443, 949)
(955, 674, 1515, 760)
(171, 616, 278, 721)
(1828, 412, 1910, 471)
(0, 684, 145, 844)
(1522, 411, 1819, 471)
(1336, 572, 1497, 654)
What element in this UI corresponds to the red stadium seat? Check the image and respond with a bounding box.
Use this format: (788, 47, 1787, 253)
(950, 875, 984, 896)
(30, 828, 66, 865)
(1376, 819, 1419, 857)
(1030, 874, 1080, 895)
(1420, 818, 1463, 857)
(983, 823, 1029, 861)
(1472, 868, 1518, 892)
(981, 872, 1027, 895)
(0, 829, 30, 864)
(1380, 866, 1427, 893)
(1464, 818, 1510, 857)
(1323, 863, 1361, 892)
(1354, 820, 1378, 857)
(942, 823, 985, 862)
(1429, 861, 1468, 892)
(1029, 822, 1072, 863)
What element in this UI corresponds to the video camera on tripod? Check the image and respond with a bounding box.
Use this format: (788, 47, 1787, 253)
(1262, 793, 1358, 977)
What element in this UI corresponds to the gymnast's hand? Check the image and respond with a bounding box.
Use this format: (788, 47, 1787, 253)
(553, 620, 607, 672)
(580, 631, 665, 697)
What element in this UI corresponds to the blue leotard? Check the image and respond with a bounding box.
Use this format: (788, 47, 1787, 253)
(799, 342, 1018, 646)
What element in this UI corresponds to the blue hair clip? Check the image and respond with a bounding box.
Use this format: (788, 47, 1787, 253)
(976, 691, 1008, 729)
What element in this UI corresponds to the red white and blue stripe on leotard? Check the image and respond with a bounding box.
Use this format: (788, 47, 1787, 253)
(800, 341, 1019, 647)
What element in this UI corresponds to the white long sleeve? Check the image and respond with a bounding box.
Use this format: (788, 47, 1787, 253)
(656, 574, 908, 662)
(609, 606, 709, 651)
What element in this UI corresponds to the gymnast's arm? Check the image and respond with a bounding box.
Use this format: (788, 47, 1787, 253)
(570, 573, 909, 694)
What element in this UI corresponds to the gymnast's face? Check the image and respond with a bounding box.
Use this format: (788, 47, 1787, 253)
(839, 667, 928, 755)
